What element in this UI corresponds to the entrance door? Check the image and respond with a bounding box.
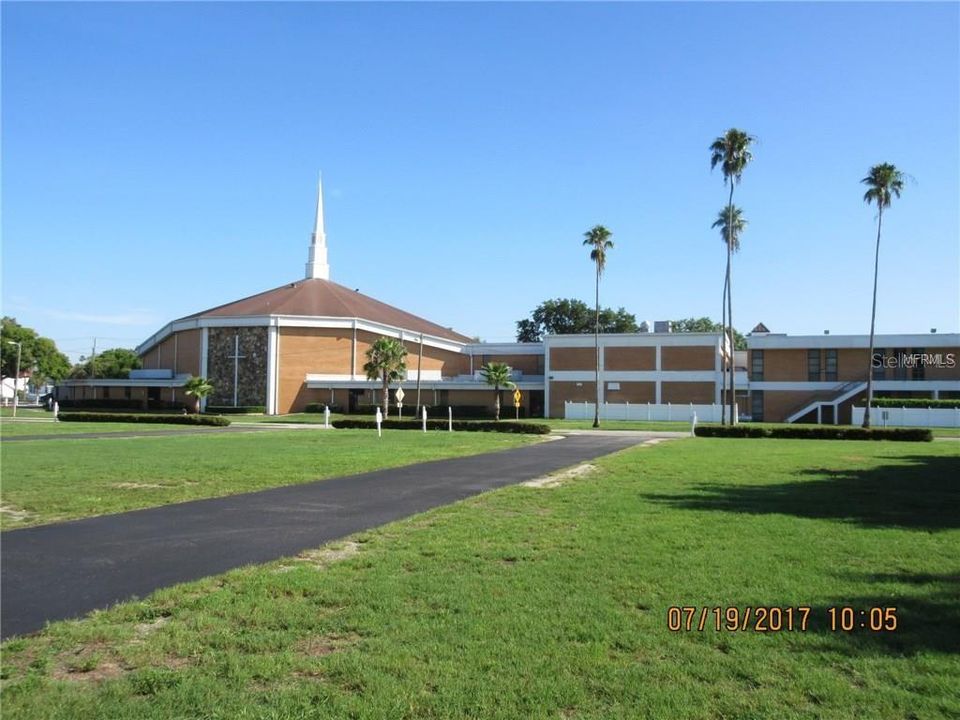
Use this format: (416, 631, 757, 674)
(529, 390, 545, 418)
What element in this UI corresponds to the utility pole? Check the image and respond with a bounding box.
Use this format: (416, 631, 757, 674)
(91, 337, 97, 401)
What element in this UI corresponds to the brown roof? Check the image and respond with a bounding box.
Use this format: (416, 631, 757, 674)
(181, 278, 472, 343)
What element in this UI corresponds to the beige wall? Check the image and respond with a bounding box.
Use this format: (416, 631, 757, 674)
(278, 328, 353, 413)
(753, 346, 960, 383)
(605, 347, 655, 371)
(661, 346, 715, 371)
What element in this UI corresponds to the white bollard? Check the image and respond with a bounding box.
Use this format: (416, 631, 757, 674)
(375, 407, 383, 438)
(647, 402, 651, 421)
(690, 411, 698, 437)
(324, 405, 331, 429)
(422, 405, 427, 433)
(53, 400, 60, 421)
(625, 401, 630, 420)
(448, 406, 453, 432)
(668, 403, 672, 421)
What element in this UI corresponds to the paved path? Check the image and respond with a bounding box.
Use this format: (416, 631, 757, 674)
(1, 434, 653, 639)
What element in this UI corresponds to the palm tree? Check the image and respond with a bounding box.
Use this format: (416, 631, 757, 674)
(183, 376, 213, 414)
(364, 337, 407, 417)
(712, 206, 747, 424)
(479, 362, 515, 421)
(583, 225, 614, 428)
(861, 163, 906, 428)
(710, 128, 755, 424)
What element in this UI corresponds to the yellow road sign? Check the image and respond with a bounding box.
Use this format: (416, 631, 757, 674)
(513, 389, 522, 406)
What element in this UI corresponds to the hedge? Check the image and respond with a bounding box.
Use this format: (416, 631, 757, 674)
(58, 399, 187, 411)
(59, 413, 231, 427)
(694, 425, 932, 442)
(858, 398, 960, 409)
(331, 419, 550, 434)
(305, 403, 344, 414)
(206, 405, 266, 414)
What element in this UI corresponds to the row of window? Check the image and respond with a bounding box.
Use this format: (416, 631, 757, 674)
(750, 348, 929, 382)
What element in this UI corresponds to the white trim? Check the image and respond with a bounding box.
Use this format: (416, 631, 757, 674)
(266, 324, 278, 415)
(60, 378, 190, 388)
(750, 380, 960, 392)
(748, 333, 959, 350)
(465, 342, 544, 355)
(544, 342, 551, 418)
(550, 370, 720, 383)
(304, 378, 545, 391)
(546, 333, 722, 349)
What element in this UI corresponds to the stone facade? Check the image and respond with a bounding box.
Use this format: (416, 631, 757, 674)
(207, 327, 268, 407)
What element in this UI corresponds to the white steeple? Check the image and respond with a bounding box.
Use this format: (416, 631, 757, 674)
(305, 174, 330, 280)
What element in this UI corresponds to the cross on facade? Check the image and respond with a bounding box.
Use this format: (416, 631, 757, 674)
(229, 334, 246, 407)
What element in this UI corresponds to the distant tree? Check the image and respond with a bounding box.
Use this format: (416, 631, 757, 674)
(1, 317, 70, 384)
(861, 162, 907, 429)
(516, 299, 637, 342)
(479, 362, 515, 421)
(183, 376, 214, 414)
(670, 317, 746, 350)
(364, 337, 408, 416)
(710, 128, 756, 424)
(70, 347, 142, 379)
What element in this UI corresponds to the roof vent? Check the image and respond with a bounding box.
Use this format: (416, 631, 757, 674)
(653, 320, 672, 333)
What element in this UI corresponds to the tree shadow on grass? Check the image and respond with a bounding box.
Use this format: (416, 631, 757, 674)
(645, 454, 960, 530)
(802, 571, 960, 656)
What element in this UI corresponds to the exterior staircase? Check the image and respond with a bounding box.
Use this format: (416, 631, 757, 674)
(784, 381, 867, 424)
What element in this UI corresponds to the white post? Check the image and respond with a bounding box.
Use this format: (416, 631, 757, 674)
(734, 403, 739, 424)
(422, 405, 427, 433)
(375, 407, 383, 438)
(625, 401, 630, 420)
(647, 402, 651, 421)
(53, 400, 60, 421)
(448, 406, 453, 432)
(324, 405, 331, 429)
(690, 411, 698, 437)
(668, 403, 672, 421)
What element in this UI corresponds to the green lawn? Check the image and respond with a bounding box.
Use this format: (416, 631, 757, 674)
(0, 430, 536, 529)
(2, 439, 957, 719)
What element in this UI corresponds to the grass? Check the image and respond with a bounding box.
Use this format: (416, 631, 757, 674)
(2, 439, 958, 719)
(0, 430, 536, 529)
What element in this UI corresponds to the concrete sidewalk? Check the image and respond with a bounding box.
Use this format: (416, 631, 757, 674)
(1, 433, 658, 639)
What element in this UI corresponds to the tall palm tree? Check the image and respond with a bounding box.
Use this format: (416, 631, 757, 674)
(363, 337, 407, 417)
(479, 362, 515, 421)
(183, 376, 213, 414)
(712, 206, 747, 424)
(861, 163, 906, 428)
(583, 225, 614, 428)
(710, 128, 755, 424)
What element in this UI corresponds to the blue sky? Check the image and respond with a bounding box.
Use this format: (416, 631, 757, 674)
(2, 1, 958, 361)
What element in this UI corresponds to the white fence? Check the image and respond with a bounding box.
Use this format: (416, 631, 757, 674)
(851, 406, 960, 428)
(564, 401, 732, 423)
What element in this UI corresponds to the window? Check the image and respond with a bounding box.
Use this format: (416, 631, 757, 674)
(750, 350, 764, 381)
(807, 349, 821, 382)
(750, 391, 764, 422)
(872, 348, 886, 380)
(912, 348, 925, 380)
(893, 348, 908, 381)
(825, 349, 838, 382)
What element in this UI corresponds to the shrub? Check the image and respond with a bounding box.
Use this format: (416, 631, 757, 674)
(694, 425, 932, 442)
(205, 405, 266, 414)
(59, 413, 231, 427)
(694, 425, 768, 438)
(859, 398, 960, 409)
(57, 399, 189, 412)
(331, 419, 550, 434)
(304, 403, 344, 413)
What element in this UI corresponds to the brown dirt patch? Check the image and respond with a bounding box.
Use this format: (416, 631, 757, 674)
(0, 503, 32, 522)
(275, 541, 362, 573)
(523, 463, 597, 489)
(295, 632, 360, 658)
(113, 482, 164, 490)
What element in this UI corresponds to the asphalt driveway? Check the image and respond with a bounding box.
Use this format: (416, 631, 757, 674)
(1, 433, 654, 638)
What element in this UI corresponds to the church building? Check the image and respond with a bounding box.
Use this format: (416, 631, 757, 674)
(56, 179, 744, 418)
